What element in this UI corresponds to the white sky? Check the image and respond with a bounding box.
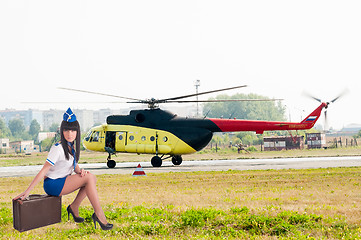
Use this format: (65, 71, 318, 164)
(1, 1, 360, 130)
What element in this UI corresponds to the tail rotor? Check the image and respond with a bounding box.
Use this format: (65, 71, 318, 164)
(303, 89, 348, 131)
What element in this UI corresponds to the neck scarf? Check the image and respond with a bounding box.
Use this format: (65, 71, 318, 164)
(67, 142, 77, 171)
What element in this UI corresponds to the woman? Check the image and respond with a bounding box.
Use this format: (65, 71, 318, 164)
(14, 108, 113, 230)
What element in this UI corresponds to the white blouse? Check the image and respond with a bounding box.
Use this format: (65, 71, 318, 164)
(45, 143, 74, 179)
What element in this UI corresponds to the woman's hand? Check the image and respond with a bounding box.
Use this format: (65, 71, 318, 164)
(13, 190, 30, 201)
(78, 168, 89, 177)
(75, 165, 89, 177)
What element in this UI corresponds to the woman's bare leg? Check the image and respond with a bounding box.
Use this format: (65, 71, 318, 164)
(60, 173, 108, 224)
(69, 186, 86, 216)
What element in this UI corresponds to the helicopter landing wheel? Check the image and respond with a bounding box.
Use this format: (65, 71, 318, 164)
(107, 160, 116, 168)
(151, 156, 162, 167)
(172, 155, 182, 165)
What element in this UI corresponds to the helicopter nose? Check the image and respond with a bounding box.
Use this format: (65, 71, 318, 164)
(82, 140, 88, 149)
(82, 136, 90, 150)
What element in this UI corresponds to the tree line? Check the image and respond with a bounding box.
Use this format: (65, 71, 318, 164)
(203, 93, 287, 148)
(0, 118, 59, 143)
(202, 93, 286, 121)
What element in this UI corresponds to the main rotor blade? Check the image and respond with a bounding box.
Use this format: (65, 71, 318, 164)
(160, 85, 248, 102)
(167, 98, 283, 103)
(22, 101, 125, 104)
(58, 87, 142, 102)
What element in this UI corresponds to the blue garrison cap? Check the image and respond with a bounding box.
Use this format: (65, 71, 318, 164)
(63, 108, 77, 122)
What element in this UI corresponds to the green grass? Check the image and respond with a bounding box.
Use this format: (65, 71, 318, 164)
(2, 147, 361, 239)
(2, 204, 361, 239)
(2, 167, 361, 238)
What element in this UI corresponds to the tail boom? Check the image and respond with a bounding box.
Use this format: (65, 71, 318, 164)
(209, 103, 327, 134)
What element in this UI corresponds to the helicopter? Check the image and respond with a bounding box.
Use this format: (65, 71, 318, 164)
(60, 85, 335, 168)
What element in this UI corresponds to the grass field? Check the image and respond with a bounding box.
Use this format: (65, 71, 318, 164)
(1, 148, 361, 239)
(2, 167, 361, 238)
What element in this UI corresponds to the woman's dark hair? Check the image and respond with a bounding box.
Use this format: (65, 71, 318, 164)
(60, 120, 80, 163)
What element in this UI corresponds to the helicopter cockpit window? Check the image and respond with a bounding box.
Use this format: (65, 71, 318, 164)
(163, 136, 168, 142)
(91, 131, 100, 142)
(85, 130, 92, 141)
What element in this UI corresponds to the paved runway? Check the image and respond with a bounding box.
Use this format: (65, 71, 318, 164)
(1, 156, 361, 177)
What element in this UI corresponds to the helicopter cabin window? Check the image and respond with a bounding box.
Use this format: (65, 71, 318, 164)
(141, 136, 146, 141)
(117, 132, 126, 141)
(163, 136, 168, 142)
(91, 131, 100, 142)
(129, 135, 134, 141)
(150, 136, 155, 142)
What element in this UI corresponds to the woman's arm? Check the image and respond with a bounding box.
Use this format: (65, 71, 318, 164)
(13, 162, 52, 200)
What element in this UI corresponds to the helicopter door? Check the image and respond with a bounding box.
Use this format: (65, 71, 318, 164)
(105, 131, 116, 151)
(115, 131, 127, 152)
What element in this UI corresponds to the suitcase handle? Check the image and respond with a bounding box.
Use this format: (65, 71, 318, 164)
(25, 194, 45, 200)
(15, 194, 50, 205)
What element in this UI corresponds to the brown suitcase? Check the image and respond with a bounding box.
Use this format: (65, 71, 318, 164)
(13, 194, 62, 232)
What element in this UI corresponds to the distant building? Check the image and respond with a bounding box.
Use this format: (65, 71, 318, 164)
(0, 109, 43, 130)
(306, 133, 326, 149)
(0, 138, 10, 153)
(1, 109, 106, 132)
(340, 123, 361, 135)
(76, 109, 94, 131)
(93, 109, 113, 125)
(0, 138, 9, 148)
(93, 108, 128, 125)
(38, 132, 57, 142)
(0, 106, 198, 133)
(263, 136, 304, 151)
(10, 140, 37, 153)
(43, 109, 63, 131)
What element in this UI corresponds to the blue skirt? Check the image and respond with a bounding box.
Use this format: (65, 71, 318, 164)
(43, 176, 67, 196)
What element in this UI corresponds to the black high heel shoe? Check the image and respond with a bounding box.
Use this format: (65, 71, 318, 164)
(67, 205, 85, 223)
(92, 213, 113, 230)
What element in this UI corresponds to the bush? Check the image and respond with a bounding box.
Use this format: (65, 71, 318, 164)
(247, 146, 258, 152)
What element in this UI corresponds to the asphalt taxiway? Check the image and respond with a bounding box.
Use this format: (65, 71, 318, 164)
(1, 156, 361, 177)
